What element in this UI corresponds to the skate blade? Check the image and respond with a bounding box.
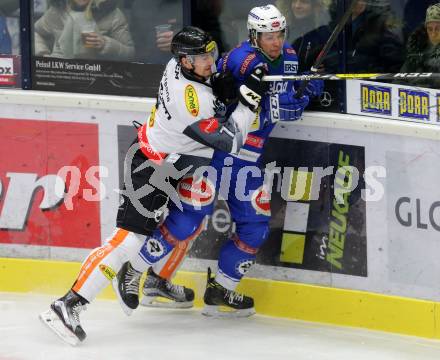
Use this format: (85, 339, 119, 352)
(140, 295, 193, 309)
(111, 278, 134, 317)
(201, 305, 256, 318)
(39, 309, 80, 346)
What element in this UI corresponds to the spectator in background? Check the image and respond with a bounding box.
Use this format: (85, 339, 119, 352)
(191, 0, 226, 55)
(34, 0, 134, 60)
(0, 0, 19, 55)
(335, 0, 403, 73)
(275, 0, 333, 110)
(400, 3, 440, 88)
(276, 0, 330, 48)
(218, 0, 268, 51)
(127, 0, 182, 63)
(276, 0, 331, 72)
(0, 16, 11, 54)
(0, 0, 19, 17)
(403, 0, 437, 41)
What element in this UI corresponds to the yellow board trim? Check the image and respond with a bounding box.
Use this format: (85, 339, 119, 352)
(1, 258, 440, 339)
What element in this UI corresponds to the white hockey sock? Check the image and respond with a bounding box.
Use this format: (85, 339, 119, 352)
(72, 228, 145, 302)
(130, 250, 152, 273)
(214, 269, 239, 291)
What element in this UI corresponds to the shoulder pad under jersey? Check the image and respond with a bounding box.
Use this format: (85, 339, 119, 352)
(283, 43, 299, 62)
(219, 41, 260, 83)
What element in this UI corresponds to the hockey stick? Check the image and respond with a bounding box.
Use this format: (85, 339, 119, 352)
(294, 0, 359, 97)
(263, 72, 440, 81)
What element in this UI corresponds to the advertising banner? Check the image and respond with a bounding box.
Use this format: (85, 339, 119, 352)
(3, 97, 440, 300)
(259, 138, 367, 277)
(32, 57, 162, 97)
(346, 80, 439, 124)
(0, 55, 21, 88)
(386, 149, 440, 290)
(0, 118, 101, 249)
(116, 126, 368, 277)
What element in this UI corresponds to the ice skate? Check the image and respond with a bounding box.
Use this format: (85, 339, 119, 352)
(202, 268, 255, 318)
(112, 261, 142, 316)
(39, 290, 87, 346)
(140, 267, 194, 308)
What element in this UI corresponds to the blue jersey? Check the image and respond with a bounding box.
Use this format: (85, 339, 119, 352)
(217, 41, 299, 164)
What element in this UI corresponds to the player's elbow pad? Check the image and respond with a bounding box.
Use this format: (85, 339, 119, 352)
(183, 117, 243, 154)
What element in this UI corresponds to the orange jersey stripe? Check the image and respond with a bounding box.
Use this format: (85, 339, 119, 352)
(73, 229, 129, 292)
(158, 221, 205, 279)
(158, 240, 189, 279)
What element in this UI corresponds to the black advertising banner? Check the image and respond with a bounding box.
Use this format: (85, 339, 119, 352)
(260, 138, 367, 277)
(32, 57, 163, 97)
(185, 137, 367, 277)
(117, 126, 367, 277)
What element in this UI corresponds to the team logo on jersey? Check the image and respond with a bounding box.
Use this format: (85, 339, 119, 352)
(148, 105, 157, 127)
(145, 237, 165, 258)
(245, 134, 264, 149)
(284, 61, 298, 74)
(269, 81, 288, 94)
(235, 259, 255, 276)
(240, 53, 257, 75)
(251, 186, 271, 216)
(251, 109, 260, 130)
(99, 264, 116, 281)
(185, 85, 199, 117)
(177, 175, 215, 207)
(199, 117, 219, 134)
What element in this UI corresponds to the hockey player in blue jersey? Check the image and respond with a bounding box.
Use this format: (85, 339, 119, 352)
(202, 4, 324, 317)
(114, 4, 324, 318)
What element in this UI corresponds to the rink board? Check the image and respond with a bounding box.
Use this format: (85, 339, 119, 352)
(1, 257, 440, 340)
(2, 90, 440, 339)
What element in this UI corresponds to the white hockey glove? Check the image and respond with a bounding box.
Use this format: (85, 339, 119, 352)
(239, 66, 269, 112)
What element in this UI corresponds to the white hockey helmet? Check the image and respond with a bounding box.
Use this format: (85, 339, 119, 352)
(247, 4, 287, 47)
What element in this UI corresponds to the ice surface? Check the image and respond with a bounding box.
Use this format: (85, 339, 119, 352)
(1, 292, 440, 360)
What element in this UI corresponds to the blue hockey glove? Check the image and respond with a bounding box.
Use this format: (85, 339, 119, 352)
(265, 91, 310, 122)
(304, 79, 324, 98)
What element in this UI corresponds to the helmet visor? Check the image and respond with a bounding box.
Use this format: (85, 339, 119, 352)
(258, 29, 286, 42)
(187, 40, 218, 64)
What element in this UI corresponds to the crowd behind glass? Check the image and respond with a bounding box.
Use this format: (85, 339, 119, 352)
(1, 0, 440, 102)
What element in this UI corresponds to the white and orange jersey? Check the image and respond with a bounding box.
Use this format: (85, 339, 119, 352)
(139, 58, 256, 160)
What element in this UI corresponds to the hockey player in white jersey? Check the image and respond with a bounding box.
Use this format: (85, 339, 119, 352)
(39, 26, 268, 345)
(114, 4, 323, 318)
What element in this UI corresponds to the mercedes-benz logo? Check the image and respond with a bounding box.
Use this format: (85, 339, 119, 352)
(319, 91, 333, 108)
